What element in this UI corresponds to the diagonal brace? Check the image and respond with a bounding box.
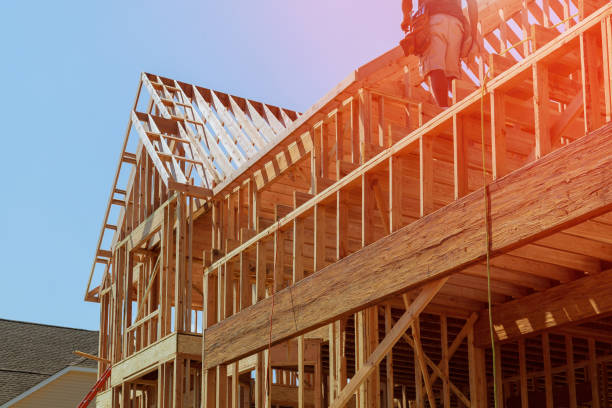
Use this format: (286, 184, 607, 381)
(329, 278, 448, 408)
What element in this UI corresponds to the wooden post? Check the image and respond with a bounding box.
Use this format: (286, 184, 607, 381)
(519, 338, 529, 408)
(158, 364, 165, 408)
(224, 262, 233, 319)
(368, 306, 381, 408)
(389, 156, 403, 232)
(256, 240, 266, 303)
(298, 336, 305, 408)
(441, 315, 450, 408)
(329, 322, 337, 402)
(273, 230, 285, 292)
(232, 361, 240, 408)
(255, 353, 264, 408)
(419, 135, 434, 217)
(355, 310, 366, 408)
(351, 98, 360, 165)
(589, 338, 601, 408)
(533, 62, 551, 158)
(293, 217, 304, 282)
(385, 304, 395, 408)
(336, 318, 348, 394)
(494, 342, 504, 408)
(581, 32, 604, 133)
(362, 174, 376, 247)
(337, 190, 349, 261)
(217, 364, 228, 408)
(603, 361, 609, 408)
(566, 336, 577, 408)
(240, 251, 251, 311)
(315, 343, 322, 408)
(491, 90, 508, 179)
(414, 318, 423, 408)
(204, 265, 219, 408)
(468, 327, 487, 408)
(174, 358, 184, 408)
(542, 333, 553, 408)
(359, 89, 371, 164)
(453, 110, 469, 200)
(314, 203, 327, 272)
(311, 126, 322, 194)
(413, 321, 437, 408)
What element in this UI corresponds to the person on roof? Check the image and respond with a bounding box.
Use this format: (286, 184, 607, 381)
(401, 0, 479, 107)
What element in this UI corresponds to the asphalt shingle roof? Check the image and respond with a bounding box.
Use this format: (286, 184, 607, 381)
(0, 319, 98, 405)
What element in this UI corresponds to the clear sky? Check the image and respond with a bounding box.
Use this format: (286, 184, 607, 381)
(0, 0, 401, 330)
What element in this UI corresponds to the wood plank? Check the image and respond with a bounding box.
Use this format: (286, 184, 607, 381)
(202, 6, 612, 279)
(474, 269, 612, 346)
(566, 336, 577, 408)
(203, 123, 612, 368)
(519, 338, 529, 408)
(542, 333, 554, 408)
(384, 305, 394, 408)
(491, 90, 508, 179)
(468, 327, 487, 408)
(494, 342, 504, 408)
(589, 338, 601, 408)
(419, 135, 434, 217)
(453, 114, 469, 200)
(533, 62, 551, 158)
(441, 315, 450, 408)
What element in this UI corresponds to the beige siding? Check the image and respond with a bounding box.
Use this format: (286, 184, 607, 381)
(12, 371, 97, 408)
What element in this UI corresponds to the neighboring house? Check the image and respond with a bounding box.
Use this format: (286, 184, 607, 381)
(0, 319, 99, 407)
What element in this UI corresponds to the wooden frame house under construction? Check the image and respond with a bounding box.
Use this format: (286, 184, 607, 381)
(85, 0, 612, 406)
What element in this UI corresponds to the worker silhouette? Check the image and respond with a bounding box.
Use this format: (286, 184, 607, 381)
(401, 0, 479, 107)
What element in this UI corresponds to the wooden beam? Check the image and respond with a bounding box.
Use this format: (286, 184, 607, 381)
(453, 114, 469, 200)
(468, 327, 487, 408)
(329, 279, 447, 408)
(73, 350, 110, 365)
(519, 338, 529, 408)
(202, 5, 611, 276)
(589, 338, 601, 408)
(543, 333, 554, 408)
(474, 269, 612, 346)
(384, 304, 394, 408)
(533, 62, 551, 158)
(203, 123, 612, 368)
(419, 135, 434, 217)
(494, 342, 504, 408)
(441, 315, 450, 408)
(566, 335, 577, 408)
(168, 179, 213, 200)
(491, 90, 508, 179)
(298, 336, 305, 408)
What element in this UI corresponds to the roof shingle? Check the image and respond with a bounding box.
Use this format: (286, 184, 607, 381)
(0, 319, 98, 405)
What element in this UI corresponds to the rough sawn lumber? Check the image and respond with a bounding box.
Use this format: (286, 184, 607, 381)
(203, 122, 612, 369)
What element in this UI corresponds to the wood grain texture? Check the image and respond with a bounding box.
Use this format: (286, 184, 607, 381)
(474, 268, 612, 346)
(203, 123, 612, 368)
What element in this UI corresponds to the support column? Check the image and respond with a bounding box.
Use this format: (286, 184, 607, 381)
(468, 327, 487, 408)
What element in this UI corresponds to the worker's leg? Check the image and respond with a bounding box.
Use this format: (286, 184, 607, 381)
(421, 14, 461, 108)
(444, 17, 465, 103)
(429, 69, 449, 107)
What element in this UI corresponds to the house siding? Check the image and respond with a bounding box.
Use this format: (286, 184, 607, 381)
(11, 371, 97, 408)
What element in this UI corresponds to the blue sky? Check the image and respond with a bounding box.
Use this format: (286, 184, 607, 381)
(0, 1, 401, 330)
